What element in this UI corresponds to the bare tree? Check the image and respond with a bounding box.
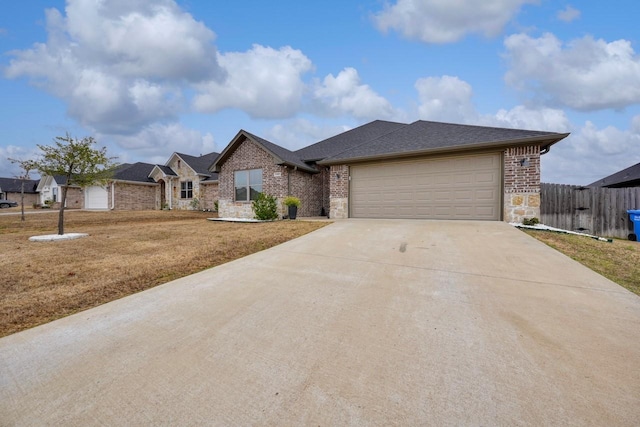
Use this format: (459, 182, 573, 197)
(8, 158, 37, 222)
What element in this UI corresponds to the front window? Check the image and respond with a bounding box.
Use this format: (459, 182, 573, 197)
(180, 181, 193, 199)
(52, 187, 58, 202)
(234, 169, 262, 201)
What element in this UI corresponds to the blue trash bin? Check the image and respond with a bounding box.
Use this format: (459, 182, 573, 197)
(628, 210, 640, 241)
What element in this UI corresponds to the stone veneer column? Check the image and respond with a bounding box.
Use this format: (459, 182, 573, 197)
(504, 145, 541, 223)
(329, 165, 349, 219)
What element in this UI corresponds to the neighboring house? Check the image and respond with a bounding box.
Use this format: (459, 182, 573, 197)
(35, 175, 84, 209)
(588, 162, 640, 188)
(149, 152, 219, 210)
(80, 151, 220, 210)
(211, 120, 569, 222)
(0, 177, 40, 206)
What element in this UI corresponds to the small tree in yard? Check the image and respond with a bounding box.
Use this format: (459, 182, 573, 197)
(8, 158, 37, 222)
(32, 134, 116, 235)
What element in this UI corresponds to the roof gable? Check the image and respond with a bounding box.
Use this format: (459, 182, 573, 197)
(211, 130, 317, 174)
(588, 162, 640, 188)
(174, 152, 220, 177)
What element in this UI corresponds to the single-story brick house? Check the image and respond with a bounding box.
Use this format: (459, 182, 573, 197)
(40, 151, 220, 210)
(36, 175, 84, 209)
(211, 120, 569, 222)
(0, 177, 40, 207)
(588, 161, 640, 188)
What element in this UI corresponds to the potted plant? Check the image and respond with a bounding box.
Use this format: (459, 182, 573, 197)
(283, 196, 301, 220)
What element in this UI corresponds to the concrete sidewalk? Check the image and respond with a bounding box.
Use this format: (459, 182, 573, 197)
(1, 220, 639, 425)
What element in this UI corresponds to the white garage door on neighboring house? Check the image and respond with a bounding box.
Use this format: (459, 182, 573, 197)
(350, 152, 502, 220)
(85, 186, 109, 210)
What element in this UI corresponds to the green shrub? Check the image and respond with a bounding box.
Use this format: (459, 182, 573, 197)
(252, 193, 278, 220)
(523, 217, 540, 226)
(189, 197, 200, 210)
(283, 196, 301, 207)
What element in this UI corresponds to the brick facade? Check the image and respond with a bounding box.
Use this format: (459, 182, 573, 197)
(4, 192, 38, 207)
(503, 145, 541, 222)
(218, 138, 323, 219)
(53, 187, 83, 209)
(109, 182, 160, 210)
(200, 182, 219, 211)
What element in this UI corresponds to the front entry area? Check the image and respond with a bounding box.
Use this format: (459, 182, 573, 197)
(349, 152, 502, 220)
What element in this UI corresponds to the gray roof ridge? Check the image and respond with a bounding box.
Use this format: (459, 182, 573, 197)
(316, 121, 410, 162)
(294, 119, 406, 161)
(413, 119, 565, 135)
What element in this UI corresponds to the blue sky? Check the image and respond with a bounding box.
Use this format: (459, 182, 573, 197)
(1, 0, 639, 184)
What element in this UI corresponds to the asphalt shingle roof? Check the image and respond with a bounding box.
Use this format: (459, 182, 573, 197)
(0, 177, 39, 193)
(295, 120, 406, 162)
(112, 162, 157, 183)
(318, 120, 569, 164)
(588, 162, 640, 188)
(176, 152, 220, 177)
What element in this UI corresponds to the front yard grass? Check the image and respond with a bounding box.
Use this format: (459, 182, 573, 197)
(523, 230, 640, 296)
(0, 210, 329, 337)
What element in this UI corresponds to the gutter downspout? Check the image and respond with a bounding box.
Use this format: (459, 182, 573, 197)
(111, 182, 115, 210)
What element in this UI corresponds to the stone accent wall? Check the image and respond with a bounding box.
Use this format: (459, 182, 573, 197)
(167, 155, 202, 210)
(329, 165, 349, 219)
(110, 182, 160, 210)
(504, 145, 541, 222)
(200, 182, 219, 211)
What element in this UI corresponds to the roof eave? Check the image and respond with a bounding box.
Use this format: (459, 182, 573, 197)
(317, 133, 570, 166)
(112, 179, 158, 186)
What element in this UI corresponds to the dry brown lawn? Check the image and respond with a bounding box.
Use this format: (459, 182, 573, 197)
(0, 210, 329, 337)
(523, 229, 640, 296)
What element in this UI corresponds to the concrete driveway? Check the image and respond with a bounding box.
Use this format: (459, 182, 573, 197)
(1, 220, 639, 426)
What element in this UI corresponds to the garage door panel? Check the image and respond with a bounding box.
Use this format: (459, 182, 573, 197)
(85, 186, 108, 210)
(351, 153, 501, 220)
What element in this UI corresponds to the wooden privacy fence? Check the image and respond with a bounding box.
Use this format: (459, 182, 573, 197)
(540, 183, 640, 239)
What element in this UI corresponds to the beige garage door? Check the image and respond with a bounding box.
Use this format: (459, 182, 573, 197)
(350, 152, 502, 220)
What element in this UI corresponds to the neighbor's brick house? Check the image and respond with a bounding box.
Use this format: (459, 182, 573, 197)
(0, 177, 40, 207)
(211, 120, 568, 223)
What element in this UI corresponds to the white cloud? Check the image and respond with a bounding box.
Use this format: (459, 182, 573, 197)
(105, 122, 217, 164)
(504, 33, 640, 111)
(557, 5, 580, 22)
(373, 0, 537, 44)
(541, 117, 640, 184)
(415, 75, 476, 123)
(5, 0, 222, 134)
(313, 68, 395, 119)
(487, 105, 571, 132)
(0, 146, 41, 179)
(263, 119, 350, 151)
(192, 44, 312, 119)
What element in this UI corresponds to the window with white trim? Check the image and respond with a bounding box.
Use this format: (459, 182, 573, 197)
(180, 181, 193, 199)
(234, 169, 262, 201)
